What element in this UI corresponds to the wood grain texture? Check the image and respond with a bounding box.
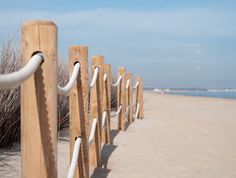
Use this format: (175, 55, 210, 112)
(118, 67, 126, 130)
(21, 20, 57, 178)
(136, 76, 144, 119)
(89, 56, 104, 167)
(69, 46, 89, 178)
(103, 64, 111, 144)
(127, 72, 134, 123)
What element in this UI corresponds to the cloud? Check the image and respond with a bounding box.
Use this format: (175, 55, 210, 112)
(0, 8, 234, 61)
(0, 8, 236, 37)
(55, 8, 236, 38)
(0, 7, 236, 87)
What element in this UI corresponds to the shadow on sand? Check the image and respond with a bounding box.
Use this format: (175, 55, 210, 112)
(90, 129, 120, 178)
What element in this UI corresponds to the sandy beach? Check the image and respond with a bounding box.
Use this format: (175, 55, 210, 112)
(1, 91, 236, 178)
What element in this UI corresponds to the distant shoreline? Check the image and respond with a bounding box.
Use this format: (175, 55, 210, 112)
(144, 89, 236, 100)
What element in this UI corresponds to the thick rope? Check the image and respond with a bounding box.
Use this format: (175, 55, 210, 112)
(111, 105, 122, 117)
(134, 103, 140, 120)
(101, 111, 107, 128)
(112, 75, 122, 87)
(90, 67, 99, 88)
(103, 73, 107, 82)
(88, 118, 98, 146)
(67, 137, 82, 178)
(0, 53, 44, 89)
(57, 62, 80, 95)
(133, 81, 139, 89)
(126, 79, 130, 89)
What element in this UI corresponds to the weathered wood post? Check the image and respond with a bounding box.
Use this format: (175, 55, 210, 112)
(102, 64, 111, 144)
(21, 20, 57, 178)
(136, 76, 144, 119)
(89, 56, 104, 167)
(118, 67, 126, 130)
(69, 46, 89, 178)
(127, 72, 134, 123)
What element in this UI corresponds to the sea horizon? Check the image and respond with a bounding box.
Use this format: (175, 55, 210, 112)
(145, 88, 236, 100)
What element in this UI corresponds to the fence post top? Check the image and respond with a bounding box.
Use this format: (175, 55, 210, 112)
(127, 72, 132, 77)
(69, 45, 88, 49)
(69, 46, 88, 65)
(118, 67, 126, 74)
(104, 64, 111, 68)
(22, 20, 57, 28)
(92, 55, 104, 65)
(136, 76, 142, 81)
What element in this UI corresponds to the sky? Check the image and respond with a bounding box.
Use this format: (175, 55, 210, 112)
(0, 0, 236, 88)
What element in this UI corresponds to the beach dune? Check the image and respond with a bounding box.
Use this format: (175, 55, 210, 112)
(1, 91, 236, 178)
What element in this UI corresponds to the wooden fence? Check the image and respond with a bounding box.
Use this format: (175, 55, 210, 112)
(0, 20, 144, 178)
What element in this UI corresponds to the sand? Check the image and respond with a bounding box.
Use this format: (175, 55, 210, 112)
(1, 91, 236, 178)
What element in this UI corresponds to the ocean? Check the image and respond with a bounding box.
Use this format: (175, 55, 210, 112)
(152, 89, 236, 100)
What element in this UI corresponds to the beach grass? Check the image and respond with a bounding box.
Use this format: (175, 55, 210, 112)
(0, 39, 118, 147)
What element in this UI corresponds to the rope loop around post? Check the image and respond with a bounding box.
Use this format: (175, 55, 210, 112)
(126, 79, 130, 89)
(110, 105, 122, 117)
(133, 81, 139, 89)
(89, 67, 99, 88)
(88, 118, 98, 146)
(134, 103, 140, 120)
(101, 111, 107, 128)
(67, 137, 82, 178)
(0, 53, 44, 89)
(112, 75, 122, 87)
(57, 62, 80, 95)
(103, 73, 107, 82)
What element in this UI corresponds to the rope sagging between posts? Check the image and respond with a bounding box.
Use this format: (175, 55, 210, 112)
(0, 20, 144, 178)
(65, 70, 143, 177)
(111, 105, 122, 117)
(133, 81, 139, 89)
(67, 137, 82, 178)
(57, 62, 80, 95)
(126, 79, 130, 89)
(88, 118, 98, 146)
(103, 73, 107, 82)
(112, 75, 122, 87)
(134, 103, 140, 120)
(90, 67, 99, 88)
(102, 111, 107, 128)
(0, 53, 44, 89)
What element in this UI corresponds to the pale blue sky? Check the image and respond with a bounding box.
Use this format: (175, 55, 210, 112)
(0, 0, 236, 88)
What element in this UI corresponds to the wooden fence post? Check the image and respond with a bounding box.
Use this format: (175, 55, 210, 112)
(118, 67, 126, 130)
(69, 46, 89, 178)
(127, 72, 133, 123)
(21, 20, 57, 178)
(102, 64, 111, 144)
(89, 56, 104, 167)
(136, 76, 144, 119)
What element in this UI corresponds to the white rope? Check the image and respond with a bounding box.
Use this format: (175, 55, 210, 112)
(126, 79, 130, 89)
(133, 81, 139, 89)
(112, 75, 122, 87)
(88, 118, 98, 146)
(0, 53, 44, 89)
(111, 105, 122, 117)
(101, 111, 107, 128)
(90, 67, 99, 88)
(57, 63, 80, 95)
(103, 73, 107, 82)
(134, 103, 140, 120)
(67, 137, 81, 178)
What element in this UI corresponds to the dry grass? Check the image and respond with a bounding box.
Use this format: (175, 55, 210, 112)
(0, 40, 21, 147)
(57, 60, 69, 131)
(111, 82, 117, 109)
(0, 40, 117, 148)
